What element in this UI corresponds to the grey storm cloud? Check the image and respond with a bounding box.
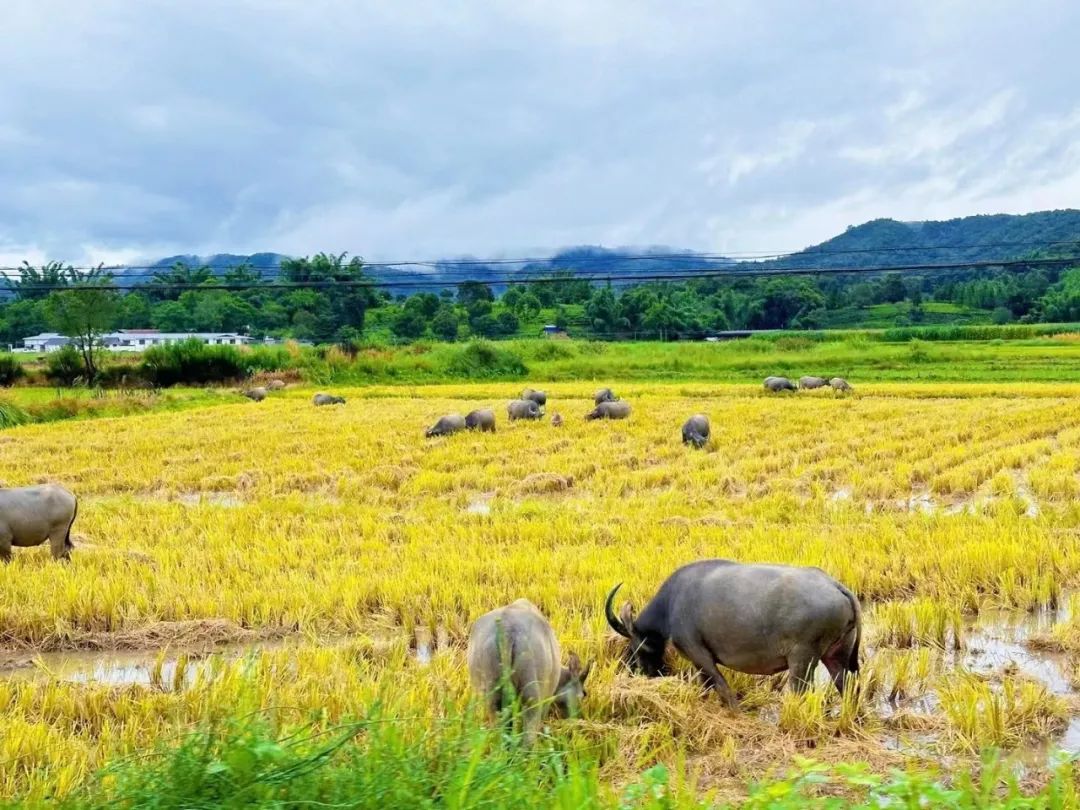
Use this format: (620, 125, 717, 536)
(1, 0, 1078, 265)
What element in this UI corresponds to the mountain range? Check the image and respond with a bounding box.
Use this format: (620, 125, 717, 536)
(133, 209, 1080, 292)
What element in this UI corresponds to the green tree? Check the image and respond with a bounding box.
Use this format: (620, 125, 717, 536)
(391, 307, 427, 340)
(43, 269, 119, 380)
(431, 307, 459, 341)
(152, 301, 191, 331)
(148, 263, 215, 301)
(0, 299, 49, 346)
(279, 253, 378, 340)
(585, 287, 618, 334)
(457, 281, 494, 308)
(5, 261, 70, 301)
(495, 310, 519, 335)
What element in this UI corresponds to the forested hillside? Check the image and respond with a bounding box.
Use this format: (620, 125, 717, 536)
(2, 211, 1079, 347)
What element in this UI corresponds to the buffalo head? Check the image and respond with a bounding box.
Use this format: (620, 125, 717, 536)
(604, 583, 668, 676)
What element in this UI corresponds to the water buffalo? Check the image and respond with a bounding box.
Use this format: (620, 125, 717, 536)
(594, 388, 617, 405)
(313, 393, 346, 406)
(681, 414, 710, 448)
(551, 412, 563, 427)
(507, 399, 542, 421)
(604, 560, 862, 708)
(799, 376, 827, 390)
(467, 599, 592, 744)
(425, 413, 467, 437)
(830, 377, 853, 393)
(763, 377, 796, 393)
(0, 484, 78, 561)
(521, 388, 547, 409)
(585, 400, 630, 420)
(267, 380, 287, 391)
(242, 387, 268, 402)
(465, 408, 496, 432)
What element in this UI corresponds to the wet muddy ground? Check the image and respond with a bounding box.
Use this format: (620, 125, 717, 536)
(3, 599, 1079, 765)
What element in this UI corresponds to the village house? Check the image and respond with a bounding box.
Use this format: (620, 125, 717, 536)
(19, 329, 255, 353)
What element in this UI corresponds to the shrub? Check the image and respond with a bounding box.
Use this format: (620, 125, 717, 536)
(46, 346, 85, 386)
(140, 340, 249, 387)
(528, 341, 575, 361)
(0, 399, 29, 428)
(0, 354, 25, 387)
(443, 341, 528, 379)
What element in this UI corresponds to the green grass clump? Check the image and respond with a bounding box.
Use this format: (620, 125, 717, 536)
(21, 710, 1080, 809)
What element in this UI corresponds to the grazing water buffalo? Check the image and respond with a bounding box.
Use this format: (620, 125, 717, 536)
(798, 376, 827, 390)
(465, 408, 496, 432)
(425, 413, 467, 437)
(313, 393, 346, 406)
(521, 388, 547, 409)
(0, 484, 78, 561)
(830, 377, 853, 393)
(763, 376, 796, 393)
(242, 387, 268, 402)
(594, 388, 617, 405)
(467, 599, 592, 744)
(681, 414, 710, 448)
(507, 399, 542, 421)
(605, 560, 862, 708)
(585, 400, 631, 420)
(267, 379, 287, 391)
(550, 412, 563, 427)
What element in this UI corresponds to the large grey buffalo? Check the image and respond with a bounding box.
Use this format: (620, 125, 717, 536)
(507, 399, 542, 421)
(242, 387, 269, 402)
(594, 388, 617, 405)
(425, 413, 467, 437)
(465, 408, 496, 432)
(830, 377, 853, 393)
(681, 414, 710, 448)
(585, 400, 630, 420)
(313, 393, 346, 406)
(521, 388, 547, 408)
(799, 376, 827, 390)
(0, 484, 78, 561)
(467, 599, 591, 744)
(763, 376, 796, 393)
(605, 560, 862, 708)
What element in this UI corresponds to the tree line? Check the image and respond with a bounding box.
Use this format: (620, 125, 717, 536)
(2, 253, 1079, 377)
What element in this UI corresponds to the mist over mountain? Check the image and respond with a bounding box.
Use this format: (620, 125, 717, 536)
(128, 209, 1080, 292)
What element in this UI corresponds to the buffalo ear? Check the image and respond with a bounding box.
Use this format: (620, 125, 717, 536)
(619, 602, 635, 632)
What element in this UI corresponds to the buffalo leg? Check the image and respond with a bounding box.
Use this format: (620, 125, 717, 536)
(676, 640, 738, 709)
(0, 529, 10, 563)
(48, 527, 71, 561)
(786, 646, 820, 694)
(518, 681, 544, 746)
(822, 658, 847, 694)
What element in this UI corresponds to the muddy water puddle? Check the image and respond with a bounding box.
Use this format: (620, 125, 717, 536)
(879, 598, 1080, 763)
(3, 604, 1080, 764)
(0, 638, 301, 688)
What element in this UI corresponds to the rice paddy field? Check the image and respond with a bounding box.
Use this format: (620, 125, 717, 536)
(2, 380, 1080, 806)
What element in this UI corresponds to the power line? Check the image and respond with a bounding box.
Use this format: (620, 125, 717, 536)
(1, 237, 1079, 275)
(2, 255, 1078, 294)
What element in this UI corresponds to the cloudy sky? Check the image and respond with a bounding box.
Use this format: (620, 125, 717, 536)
(1, 1, 1078, 266)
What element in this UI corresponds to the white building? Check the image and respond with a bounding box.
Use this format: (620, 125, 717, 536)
(19, 330, 254, 353)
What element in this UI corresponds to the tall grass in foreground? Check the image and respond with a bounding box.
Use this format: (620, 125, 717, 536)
(16, 709, 1080, 809)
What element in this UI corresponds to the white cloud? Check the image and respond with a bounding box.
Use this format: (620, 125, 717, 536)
(0, 1, 1078, 261)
